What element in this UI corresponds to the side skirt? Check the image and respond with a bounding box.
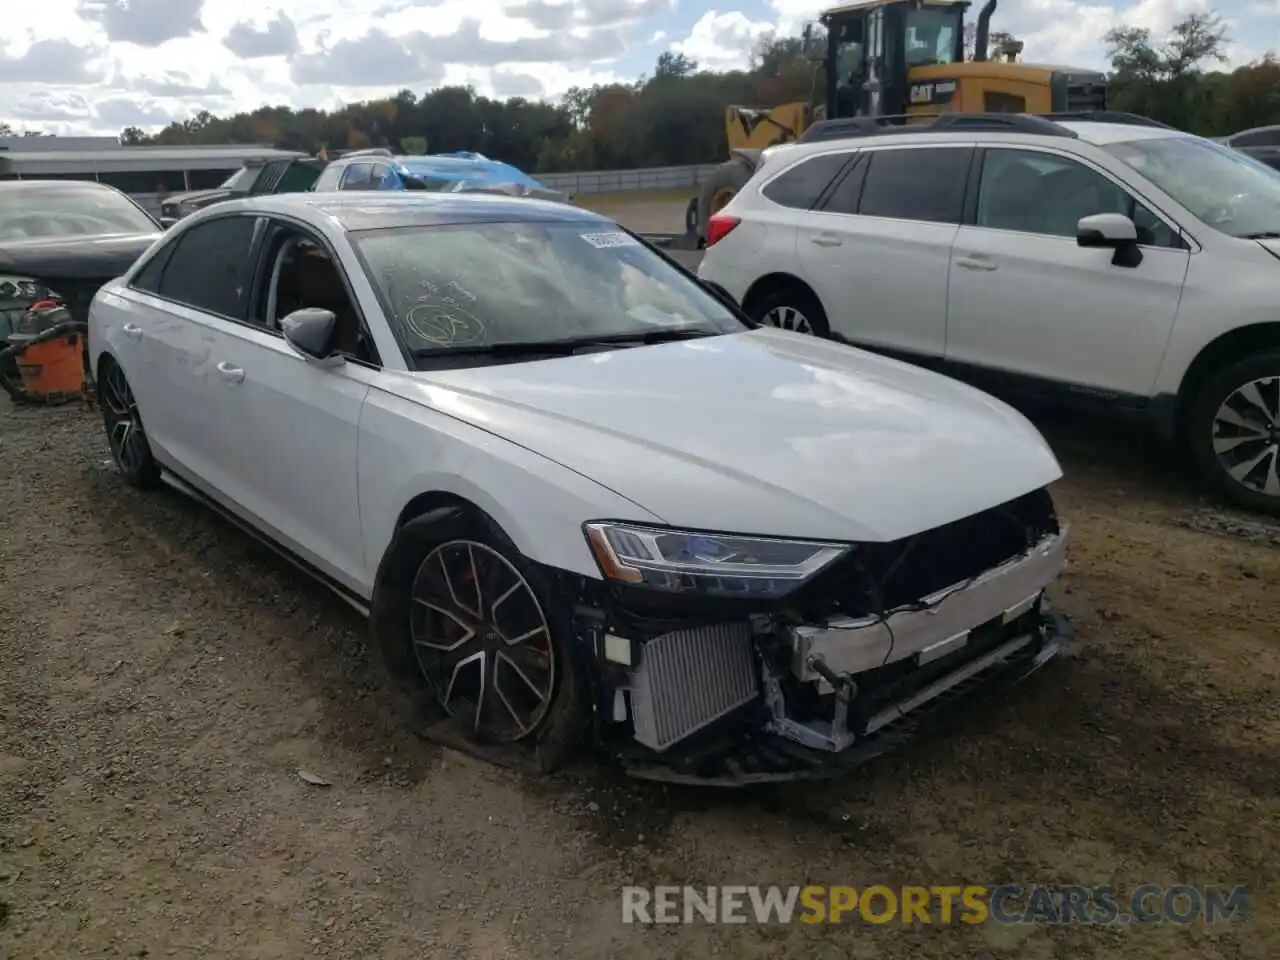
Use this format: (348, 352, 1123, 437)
(158, 467, 371, 618)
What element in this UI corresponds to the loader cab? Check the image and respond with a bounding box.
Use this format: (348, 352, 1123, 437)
(814, 0, 1108, 121)
(822, 0, 967, 120)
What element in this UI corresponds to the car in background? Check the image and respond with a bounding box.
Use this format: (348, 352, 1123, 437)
(159, 155, 326, 224)
(309, 148, 569, 203)
(1, 180, 161, 393)
(1218, 125, 1280, 171)
(87, 191, 1069, 786)
(698, 112, 1280, 516)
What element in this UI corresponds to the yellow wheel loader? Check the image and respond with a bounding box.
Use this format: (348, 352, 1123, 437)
(684, 0, 1110, 245)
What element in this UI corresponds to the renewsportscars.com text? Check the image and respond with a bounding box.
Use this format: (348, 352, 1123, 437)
(621, 884, 1248, 925)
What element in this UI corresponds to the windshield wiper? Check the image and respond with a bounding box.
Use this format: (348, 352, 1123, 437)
(1239, 231, 1280, 239)
(411, 327, 720, 360)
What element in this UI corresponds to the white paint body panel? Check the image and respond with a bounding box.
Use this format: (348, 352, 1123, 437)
(698, 122, 1280, 403)
(88, 192, 1064, 607)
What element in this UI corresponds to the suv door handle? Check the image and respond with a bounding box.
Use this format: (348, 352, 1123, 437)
(122, 323, 143, 339)
(810, 233, 843, 247)
(216, 361, 245, 384)
(954, 255, 997, 271)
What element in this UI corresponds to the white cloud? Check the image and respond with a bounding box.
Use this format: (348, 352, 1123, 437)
(675, 10, 774, 70)
(0, 0, 1277, 136)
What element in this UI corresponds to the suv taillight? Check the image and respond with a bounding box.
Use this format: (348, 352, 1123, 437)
(705, 214, 740, 248)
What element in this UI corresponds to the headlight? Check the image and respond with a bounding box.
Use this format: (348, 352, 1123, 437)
(584, 522, 847, 599)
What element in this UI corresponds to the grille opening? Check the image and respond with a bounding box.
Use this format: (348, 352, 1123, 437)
(793, 488, 1058, 622)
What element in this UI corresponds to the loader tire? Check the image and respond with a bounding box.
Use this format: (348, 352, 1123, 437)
(696, 159, 752, 244)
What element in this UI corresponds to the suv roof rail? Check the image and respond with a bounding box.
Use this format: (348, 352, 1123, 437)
(1043, 111, 1174, 129)
(796, 112, 1077, 145)
(338, 147, 394, 159)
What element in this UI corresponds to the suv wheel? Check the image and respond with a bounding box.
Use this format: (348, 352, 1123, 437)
(1187, 352, 1280, 514)
(749, 284, 830, 338)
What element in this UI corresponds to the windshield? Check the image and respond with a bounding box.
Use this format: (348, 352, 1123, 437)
(0, 184, 157, 241)
(1104, 136, 1280, 238)
(350, 221, 745, 360)
(905, 8, 960, 66)
(220, 167, 256, 191)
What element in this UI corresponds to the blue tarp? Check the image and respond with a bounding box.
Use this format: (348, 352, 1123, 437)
(391, 152, 554, 193)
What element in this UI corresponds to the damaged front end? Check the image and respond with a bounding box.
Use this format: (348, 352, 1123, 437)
(566, 488, 1069, 785)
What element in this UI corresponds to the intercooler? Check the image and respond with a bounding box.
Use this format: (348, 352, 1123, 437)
(629, 623, 759, 752)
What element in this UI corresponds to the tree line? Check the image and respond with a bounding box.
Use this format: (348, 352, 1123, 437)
(4, 11, 1277, 172)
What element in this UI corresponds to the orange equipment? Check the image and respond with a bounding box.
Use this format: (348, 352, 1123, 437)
(0, 301, 90, 405)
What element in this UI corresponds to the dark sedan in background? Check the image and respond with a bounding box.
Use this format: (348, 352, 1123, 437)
(1, 181, 161, 391)
(0, 181, 161, 334)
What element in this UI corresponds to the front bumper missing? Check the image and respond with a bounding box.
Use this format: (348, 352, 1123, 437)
(621, 609, 1071, 786)
(613, 529, 1071, 786)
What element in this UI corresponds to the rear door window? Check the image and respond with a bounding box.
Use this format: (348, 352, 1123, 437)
(154, 215, 257, 319)
(817, 154, 869, 214)
(761, 152, 854, 209)
(857, 146, 973, 224)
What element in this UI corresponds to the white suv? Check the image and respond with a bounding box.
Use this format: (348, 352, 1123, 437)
(697, 114, 1280, 515)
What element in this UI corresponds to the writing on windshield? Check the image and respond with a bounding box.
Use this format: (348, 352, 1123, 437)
(349, 220, 744, 359)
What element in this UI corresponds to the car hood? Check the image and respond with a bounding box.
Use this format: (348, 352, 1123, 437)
(0, 232, 160, 282)
(392, 329, 1063, 542)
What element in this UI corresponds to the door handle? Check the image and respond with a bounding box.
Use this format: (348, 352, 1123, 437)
(810, 233, 843, 247)
(122, 323, 143, 339)
(216, 361, 245, 384)
(954, 255, 997, 271)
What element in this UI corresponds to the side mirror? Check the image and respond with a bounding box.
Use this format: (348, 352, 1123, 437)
(1077, 213, 1143, 268)
(1077, 213, 1137, 247)
(281, 308, 344, 368)
(159, 217, 179, 230)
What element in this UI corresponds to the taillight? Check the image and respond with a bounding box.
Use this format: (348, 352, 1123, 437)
(705, 214, 741, 248)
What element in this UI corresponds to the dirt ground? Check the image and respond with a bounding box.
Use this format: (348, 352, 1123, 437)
(3, 190, 1280, 957)
(2, 383, 1278, 959)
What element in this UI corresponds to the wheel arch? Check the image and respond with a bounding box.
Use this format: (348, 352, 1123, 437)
(1172, 322, 1280, 438)
(740, 272, 815, 317)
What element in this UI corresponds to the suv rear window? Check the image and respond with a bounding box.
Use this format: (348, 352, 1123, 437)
(761, 152, 852, 209)
(857, 146, 972, 224)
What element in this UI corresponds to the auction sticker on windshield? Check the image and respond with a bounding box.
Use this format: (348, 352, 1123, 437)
(580, 231, 640, 248)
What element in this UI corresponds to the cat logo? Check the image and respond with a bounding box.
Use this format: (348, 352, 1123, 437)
(909, 80, 958, 106)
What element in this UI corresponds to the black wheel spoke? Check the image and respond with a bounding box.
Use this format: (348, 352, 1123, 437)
(409, 540, 556, 743)
(100, 363, 150, 477)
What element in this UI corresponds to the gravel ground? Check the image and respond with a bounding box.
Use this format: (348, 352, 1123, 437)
(3, 391, 1279, 958)
(2, 376, 1279, 955)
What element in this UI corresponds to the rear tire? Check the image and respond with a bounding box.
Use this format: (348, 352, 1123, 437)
(97, 356, 161, 489)
(1186, 351, 1280, 515)
(370, 505, 586, 772)
(696, 159, 752, 243)
(748, 283, 831, 338)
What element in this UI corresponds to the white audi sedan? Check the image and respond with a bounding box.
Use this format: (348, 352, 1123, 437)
(88, 192, 1070, 785)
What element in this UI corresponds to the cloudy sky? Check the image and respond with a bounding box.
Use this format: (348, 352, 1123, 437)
(0, 0, 1274, 135)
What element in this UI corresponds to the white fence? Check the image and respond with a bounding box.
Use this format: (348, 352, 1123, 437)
(537, 164, 721, 195)
(121, 164, 723, 214)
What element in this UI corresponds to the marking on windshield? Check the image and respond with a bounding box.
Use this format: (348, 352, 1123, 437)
(406, 301, 486, 345)
(579, 231, 640, 249)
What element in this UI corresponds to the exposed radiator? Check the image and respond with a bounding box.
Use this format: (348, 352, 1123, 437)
(630, 623, 759, 752)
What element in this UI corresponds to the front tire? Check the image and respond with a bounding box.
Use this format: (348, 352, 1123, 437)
(97, 356, 161, 489)
(1186, 352, 1280, 515)
(748, 283, 831, 338)
(371, 506, 585, 771)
